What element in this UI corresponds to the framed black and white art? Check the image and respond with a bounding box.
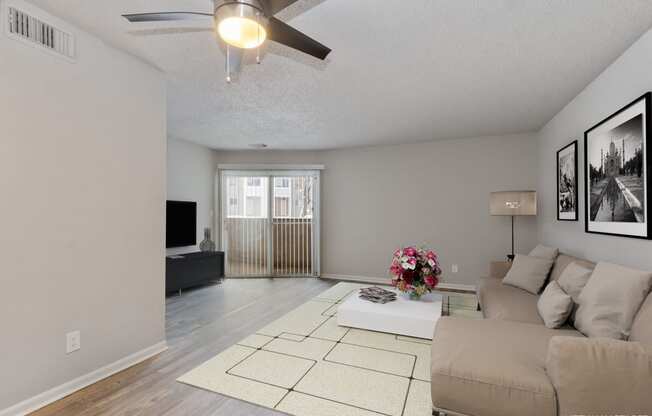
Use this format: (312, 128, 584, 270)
(584, 92, 652, 239)
(557, 140, 578, 221)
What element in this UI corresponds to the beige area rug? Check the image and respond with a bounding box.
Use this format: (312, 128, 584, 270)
(178, 282, 439, 416)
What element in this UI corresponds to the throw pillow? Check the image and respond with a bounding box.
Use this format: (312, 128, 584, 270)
(503, 254, 555, 294)
(537, 281, 573, 328)
(529, 244, 559, 261)
(558, 262, 593, 303)
(575, 262, 652, 340)
(558, 262, 594, 323)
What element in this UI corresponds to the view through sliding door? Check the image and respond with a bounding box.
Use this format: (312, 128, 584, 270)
(222, 175, 270, 277)
(220, 170, 319, 278)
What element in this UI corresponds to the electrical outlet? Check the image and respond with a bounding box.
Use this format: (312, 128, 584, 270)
(452, 264, 459, 273)
(66, 331, 81, 354)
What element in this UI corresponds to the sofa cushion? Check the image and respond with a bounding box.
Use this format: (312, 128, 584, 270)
(490, 261, 512, 279)
(557, 262, 593, 303)
(546, 336, 652, 416)
(575, 262, 652, 340)
(557, 262, 593, 322)
(503, 254, 555, 294)
(431, 317, 582, 416)
(478, 276, 543, 324)
(630, 292, 652, 346)
(549, 254, 595, 283)
(537, 281, 573, 329)
(529, 244, 559, 261)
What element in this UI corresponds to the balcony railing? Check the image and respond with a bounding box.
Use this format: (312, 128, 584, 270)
(224, 217, 313, 277)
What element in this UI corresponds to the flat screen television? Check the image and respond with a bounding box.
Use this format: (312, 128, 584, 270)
(166, 200, 197, 248)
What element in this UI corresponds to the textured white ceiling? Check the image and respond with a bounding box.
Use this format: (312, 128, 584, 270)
(31, 0, 652, 149)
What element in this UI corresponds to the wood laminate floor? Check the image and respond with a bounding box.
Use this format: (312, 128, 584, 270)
(31, 277, 334, 416)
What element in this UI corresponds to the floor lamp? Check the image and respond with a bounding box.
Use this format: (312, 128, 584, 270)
(490, 191, 537, 261)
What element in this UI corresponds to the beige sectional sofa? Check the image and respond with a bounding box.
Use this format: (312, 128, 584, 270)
(430, 254, 652, 416)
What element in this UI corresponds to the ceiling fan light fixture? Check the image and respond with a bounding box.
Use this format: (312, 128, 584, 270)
(215, 1, 267, 49)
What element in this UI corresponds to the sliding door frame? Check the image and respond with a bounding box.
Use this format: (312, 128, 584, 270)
(216, 164, 323, 278)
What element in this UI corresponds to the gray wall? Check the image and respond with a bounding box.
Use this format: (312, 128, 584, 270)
(0, 4, 166, 411)
(537, 27, 652, 269)
(319, 135, 538, 285)
(167, 138, 218, 255)
(216, 134, 538, 285)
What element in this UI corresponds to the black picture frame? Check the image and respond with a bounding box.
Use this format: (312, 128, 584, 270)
(584, 92, 652, 239)
(557, 140, 578, 221)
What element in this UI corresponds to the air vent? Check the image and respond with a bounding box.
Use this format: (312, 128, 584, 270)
(6, 6, 75, 60)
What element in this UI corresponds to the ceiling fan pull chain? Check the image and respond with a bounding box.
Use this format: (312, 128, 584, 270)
(256, 12, 261, 64)
(226, 44, 232, 83)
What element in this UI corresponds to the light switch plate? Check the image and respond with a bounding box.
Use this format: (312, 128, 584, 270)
(66, 330, 81, 354)
(452, 264, 459, 273)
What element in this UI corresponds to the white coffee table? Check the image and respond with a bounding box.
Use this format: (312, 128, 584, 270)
(337, 289, 443, 339)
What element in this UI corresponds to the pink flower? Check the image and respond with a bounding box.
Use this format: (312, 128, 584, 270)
(389, 264, 403, 276)
(404, 247, 417, 257)
(426, 250, 437, 260)
(393, 248, 402, 258)
(425, 275, 438, 288)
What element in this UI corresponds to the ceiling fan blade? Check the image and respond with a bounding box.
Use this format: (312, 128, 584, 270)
(267, 17, 331, 60)
(128, 27, 214, 36)
(122, 12, 213, 23)
(263, 0, 300, 15)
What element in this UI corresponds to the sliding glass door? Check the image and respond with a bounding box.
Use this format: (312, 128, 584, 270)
(220, 169, 320, 277)
(272, 176, 314, 276)
(222, 175, 270, 276)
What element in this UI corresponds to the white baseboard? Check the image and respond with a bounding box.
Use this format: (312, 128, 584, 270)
(0, 341, 168, 416)
(320, 274, 476, 292)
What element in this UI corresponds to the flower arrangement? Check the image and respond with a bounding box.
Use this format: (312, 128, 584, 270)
(390, 246, 442, 300)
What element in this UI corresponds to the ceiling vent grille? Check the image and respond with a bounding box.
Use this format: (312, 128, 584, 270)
(6, 6, 75, 60)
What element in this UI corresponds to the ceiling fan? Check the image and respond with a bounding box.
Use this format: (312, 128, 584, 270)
(122, 0, 331, 82)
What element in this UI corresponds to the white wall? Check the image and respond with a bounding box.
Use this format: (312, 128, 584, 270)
(538, 27, 652, 270)
(216, 134, 538, 285)
(319, 135, 538, 285)
(0, 1, 166, 411)
(166, 138, 217, 255)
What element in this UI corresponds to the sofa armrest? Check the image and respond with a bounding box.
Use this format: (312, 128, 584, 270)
(546, 336, 652, 416)
(489, 261, 511, 279)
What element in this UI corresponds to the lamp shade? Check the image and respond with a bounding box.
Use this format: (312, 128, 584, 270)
(490, 191, 537, 216)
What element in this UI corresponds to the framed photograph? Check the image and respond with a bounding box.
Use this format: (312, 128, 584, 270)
(585, 92, 651, 239)
(557, 140, 578, 221)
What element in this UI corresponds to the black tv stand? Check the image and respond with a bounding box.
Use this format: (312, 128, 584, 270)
(166, 251, 224, 295)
